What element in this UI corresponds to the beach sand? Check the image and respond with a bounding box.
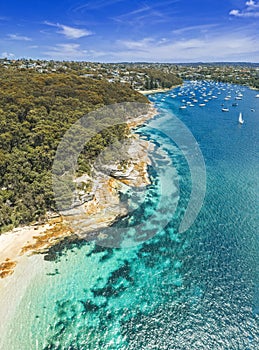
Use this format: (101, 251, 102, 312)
(138, 85, 181, 95)
(0, 253, 45, 349)
(138, 88, 172, 95)
(0, 223, 55, 278)
(0, 224, 55, 261)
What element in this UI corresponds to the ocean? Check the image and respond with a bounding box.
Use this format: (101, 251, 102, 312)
(2, 81, 259, 349)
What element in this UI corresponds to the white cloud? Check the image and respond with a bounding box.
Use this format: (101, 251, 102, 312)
(109, 31, 259, 62)
(117, 38, 155, 50)
(7, 34, 32, 41)
(246, 0, 254, 6)
(44, 21, 93, 39)
(113, 5, 152, 22)
(58, 24, 92, 39)
(229, 10, 241, 16)
(43, 44, 108, 60)
(73, 0, 124, 11)
(42, 30, 259, 61)
(112, 1, 179, 27)
(230, 1, 259, 17)
(44, 43, 88, 59)
(245, 0, 259, 8)
(1, 52, 15, 59)
(230, 9, 259, 17)
(172, 24, 219, 35)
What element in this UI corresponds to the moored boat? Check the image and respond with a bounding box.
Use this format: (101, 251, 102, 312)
(238, 112, 244, 124)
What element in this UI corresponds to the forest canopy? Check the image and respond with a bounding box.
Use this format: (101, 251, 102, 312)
(0, 68, 148, 232)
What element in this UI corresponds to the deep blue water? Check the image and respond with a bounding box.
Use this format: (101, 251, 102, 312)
(3, 81, 259, 349)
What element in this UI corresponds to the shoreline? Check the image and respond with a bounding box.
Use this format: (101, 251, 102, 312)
(0, 222, 56, 278)
(0, 104, 158, 280)
(138, 84, 181, 95)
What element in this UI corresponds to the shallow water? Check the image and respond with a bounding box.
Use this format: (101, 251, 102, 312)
(2, 81, 259, 349)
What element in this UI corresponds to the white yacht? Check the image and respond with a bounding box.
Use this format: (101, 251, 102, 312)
(238, 112, 244, 124)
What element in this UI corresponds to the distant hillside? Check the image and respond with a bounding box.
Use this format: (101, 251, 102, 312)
(174, 62, 259, 67)
(119, 62, 259, 67)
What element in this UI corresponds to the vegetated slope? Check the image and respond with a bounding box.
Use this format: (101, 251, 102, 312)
(0, 69, 148, 231)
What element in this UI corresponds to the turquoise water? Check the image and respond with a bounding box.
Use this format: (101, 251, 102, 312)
(3, 81, 259, 349)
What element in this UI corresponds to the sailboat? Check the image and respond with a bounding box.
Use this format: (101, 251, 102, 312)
(238, 112, 244, 124)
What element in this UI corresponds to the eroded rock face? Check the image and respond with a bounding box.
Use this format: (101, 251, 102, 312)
(118, 138, 154, 187)
(62, 137, 153, 239)
(0, 259, 17, 279)
(60, 108, 156, 240)
(20, 220, 73, 255)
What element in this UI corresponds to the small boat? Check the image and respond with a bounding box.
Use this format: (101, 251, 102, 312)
(238, 112, 244, 124)
(235, 96, 242, 100)
(232, 103, 238, 107)
(199, 103, 206, 107)
(180, 105, 187, 109)
(251, 108, 255, 112)
(256, 94, 259, 98)
(222, 108, 229, 112)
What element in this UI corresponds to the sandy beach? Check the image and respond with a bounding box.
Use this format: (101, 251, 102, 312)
(0, 223, 55, 278)
(138, 85, 181, 95)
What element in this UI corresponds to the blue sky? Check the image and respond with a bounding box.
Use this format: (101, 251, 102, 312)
(0, 0, 259, 62)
